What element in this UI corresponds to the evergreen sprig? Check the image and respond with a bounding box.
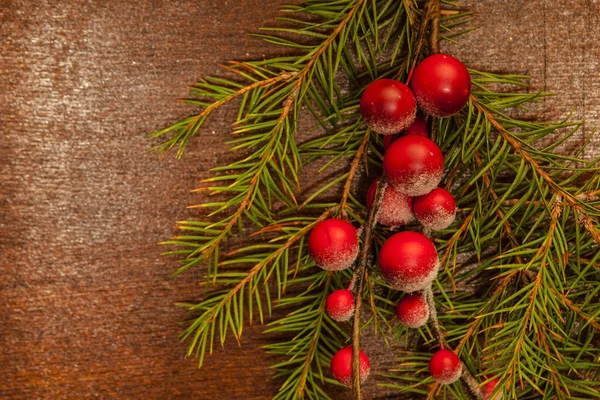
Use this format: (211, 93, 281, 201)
(151, 0, 600, 398)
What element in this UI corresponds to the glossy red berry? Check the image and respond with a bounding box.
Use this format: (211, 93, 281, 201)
(482, 376, 502, 400)
(360, 79, 416, 135)
(367, 178, 414, 227)
(308, 219, 358, 271)
(378, 231, 439, 292)
(396, 293, 429, 328)
(326, 289, 355, 322)
(429, 349, 462, 384)
(413, 187, 456, 231)
(405, 115, 429, 137)
(411, 54, 471, 117)
(330, 346, 371, 387)
(383, 135, 444, 196)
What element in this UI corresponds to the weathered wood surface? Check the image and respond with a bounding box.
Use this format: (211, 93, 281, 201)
(1, 1, 598, 398)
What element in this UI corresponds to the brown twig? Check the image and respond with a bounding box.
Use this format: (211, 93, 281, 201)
(351, 177, 388, 400)
(339, 130, 371, 213)
(424, 284, 484, 400)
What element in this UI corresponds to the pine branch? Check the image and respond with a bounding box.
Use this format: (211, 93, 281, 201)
(153, 0, 600, 398)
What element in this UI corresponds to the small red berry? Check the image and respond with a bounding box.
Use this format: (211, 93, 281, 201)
(405, 115, 429, 137)
(383, 135, 444, 196)
(330, 346, 371, 387)
(360, 79, 416, 135)
(413, 187, 456, 231)
(396, 293, 429, 328)
(308, 219, 358, 271)
(378, 231, 439, 292)
(367, 178, 414, 227)
(429, 349, 462, 384)
(482, 376, 502, 400)
(326, 289, 355, 322)
(383, 134, 395, 150)
(411, 54, 471, 117)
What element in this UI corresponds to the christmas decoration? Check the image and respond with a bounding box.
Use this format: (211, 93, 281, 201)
(326, 289, 355, 322)
(383, 135, 444, 196)
(366, 178, 414, 227)
(360, 79, 416, 135)
(413, 187, 456, 230)
(429, 348, 462, 384)
(410, 53, 471, 117)
(404, 115, 429, 137)
(150, 0, 600, 398)
(378, 231, 439, 292)
(330, 346, 370, 387)
(481, 376, 502, 400)
(396, 293, 429, 328)
(308, 218, 358, 271)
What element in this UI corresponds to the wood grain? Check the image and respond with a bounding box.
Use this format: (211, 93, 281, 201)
(1, 1, 598, 399)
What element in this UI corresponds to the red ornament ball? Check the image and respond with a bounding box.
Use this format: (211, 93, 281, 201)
(482, 376, 502, 400)
(367, 178, 414, 227)
(326, 289, 355, 322)
(411, 54, 471, 117)
(360, 79, 416, 135)
(413, 187, 456, 231)
(429, 349, 462, 384)
(378, 231, 439, 292)
(308, 218, 358, 271)
(396, 293, 429, 328)
(405, 115, 429, 137)
(383, 135, 444, 196)
(330, 346, 371, 387)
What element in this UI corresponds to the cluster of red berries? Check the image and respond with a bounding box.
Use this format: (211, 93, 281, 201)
(307, 54, 500, 395)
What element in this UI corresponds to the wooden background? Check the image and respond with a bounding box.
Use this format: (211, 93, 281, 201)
(1, 0, 599, 398)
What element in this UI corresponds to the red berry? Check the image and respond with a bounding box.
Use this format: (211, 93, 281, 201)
(326, 289, 355, 322)
(482, 376, 502, 400)
(378, 231, 439, 292)
(411, 54, 471, 117)
(383, 134, 395, 150)
(367, 178, 414, 227)
(413, 187, 456, 231)
(330, 346, 371, 387)
(308, 219, 358, 271)
(383, 135, 444, 196)
(360, 79, 416, 135)
(396, 293, 429, 328)
(405, 115, 429, 137)
(429, 349, 462, 384)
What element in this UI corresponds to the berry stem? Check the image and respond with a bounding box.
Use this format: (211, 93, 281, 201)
(428, 0, 440, 141)
(424, 284, 484, 400)
(405, 0, 441, 85)
(351, 177, 388, 400)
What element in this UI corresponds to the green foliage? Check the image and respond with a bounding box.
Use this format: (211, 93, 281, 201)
(151, 0, 600, 398)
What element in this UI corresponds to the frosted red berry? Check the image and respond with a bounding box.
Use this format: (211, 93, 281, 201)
(411, 53, 471, 117)
(360, 79, 416, 135)
(383, 135, 444, 196)
(308, 218, 358, 271)
(429, 349, 462, 384)
(367, 178, 414, 227)
(326, 289, 355, 322)
(482, 376, 502, 400)
(396, 293, 429, 328)
(413, 187, 456, 231)
(378, 231, 439, 292)
(330, 346, 371, 387)
(405, 115, 429, 137)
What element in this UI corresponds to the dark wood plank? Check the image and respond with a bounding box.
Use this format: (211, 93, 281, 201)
(1, 1, 598, 398)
